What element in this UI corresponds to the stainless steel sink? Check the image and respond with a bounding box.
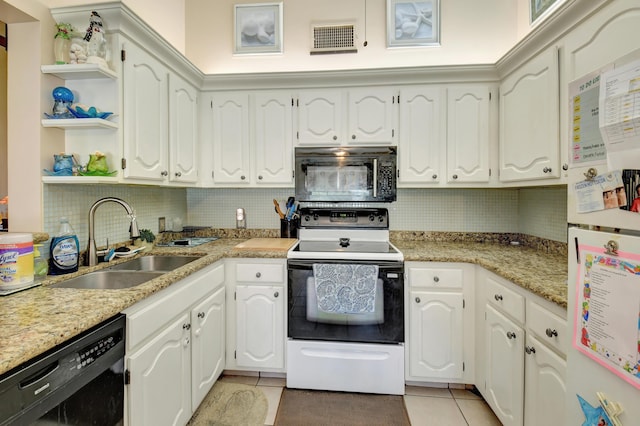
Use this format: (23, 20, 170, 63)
(107, 255, 201, 272)
(49, 271, 165, 290)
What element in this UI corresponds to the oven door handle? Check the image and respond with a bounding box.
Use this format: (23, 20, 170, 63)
(287, 259, 404, 271)
(372, 158, 378, 198)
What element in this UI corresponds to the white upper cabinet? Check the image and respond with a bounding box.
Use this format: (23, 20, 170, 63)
(499, 47, 560, 182)
(296, 87, 396, 146)
(210, 93, 251, 184)
(447, 85, 492, 183)
(397, 86, 443, 184)
(347, 88, 396, 144)
(296, 89, 343, 145)
(254, 91, 294, 185)
(122, 41, 169, 182)
(169, 74, 199, 183)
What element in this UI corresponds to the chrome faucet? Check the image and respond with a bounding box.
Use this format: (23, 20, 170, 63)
(87, 197, 140, 266)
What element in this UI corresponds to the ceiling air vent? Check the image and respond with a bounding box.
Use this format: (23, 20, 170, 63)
(311, 24, 357, 55)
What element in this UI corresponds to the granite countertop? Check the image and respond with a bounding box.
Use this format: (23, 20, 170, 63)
(0, 235, 568, 377)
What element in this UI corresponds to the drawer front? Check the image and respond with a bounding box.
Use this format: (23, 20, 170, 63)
(409, 267, 463, 289)
(485, 275, 525, 324)
(236, 262, 284, 283)
(527, 301, 568, 356)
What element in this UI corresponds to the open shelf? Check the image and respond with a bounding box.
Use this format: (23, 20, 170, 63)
(41, 63, 118, 80)
(42, 176, 120, 184)
(41, 118, 118, 130)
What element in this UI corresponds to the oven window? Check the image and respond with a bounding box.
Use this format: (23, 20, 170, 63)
(288, 260, 404, 344)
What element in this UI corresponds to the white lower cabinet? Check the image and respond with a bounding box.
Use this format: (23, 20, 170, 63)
(524, 334, 567, 426)
(123, 261, 225, 426)
(484, 304, 525, 426)
(225, 259, 286, 372)
(235, 285, 285, 369)
(190, 286, 226, 411)
(476, 268, 567, 426)
(405, 262, 474, 383)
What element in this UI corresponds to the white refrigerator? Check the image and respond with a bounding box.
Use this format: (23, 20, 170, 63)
(566, 227, 640, 425)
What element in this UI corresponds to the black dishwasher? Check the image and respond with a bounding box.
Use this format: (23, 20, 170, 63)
(0, 313, 125, 425)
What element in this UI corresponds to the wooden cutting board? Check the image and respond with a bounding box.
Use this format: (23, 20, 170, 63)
(233, 238, 297, 251)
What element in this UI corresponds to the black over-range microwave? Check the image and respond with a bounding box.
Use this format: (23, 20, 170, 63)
(294, 146, 397, 202)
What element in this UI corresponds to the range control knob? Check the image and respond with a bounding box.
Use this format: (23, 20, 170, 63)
(369, 214, 375, 222)
(378, 215, 384, 222)
(313, 213, 319, 221)
(304, 215, 311, 222)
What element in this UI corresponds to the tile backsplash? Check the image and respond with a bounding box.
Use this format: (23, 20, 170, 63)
(42, 185, 568, 251)
(43, 184, 187, 252)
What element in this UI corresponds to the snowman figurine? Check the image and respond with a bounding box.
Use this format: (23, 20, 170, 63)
(84, 11, 107, 67)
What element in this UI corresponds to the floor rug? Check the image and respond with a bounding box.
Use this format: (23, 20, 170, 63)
(274, 388, 410, 426)
(187, 381, 268, 426)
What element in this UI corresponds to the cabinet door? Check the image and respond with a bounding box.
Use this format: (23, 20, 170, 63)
(347, 88, 396, 144)
(485, 304, 524, 426)
(409, 290, 464, 380)
(169, 74, 198, 183)
(398, 87, 443, 184)
(210, 93, 250, 184)
(191, 286, 225, 412)
(236, 285, 284, 369)
(447, 85, 491, 183)
(296, 90, 342, 145)
(122, 41, 169, 181)
(500, 47, 559, 182)
(524, 335, 566, 426)
(254, 92, 294, 185)
(127, 313, 191, 426)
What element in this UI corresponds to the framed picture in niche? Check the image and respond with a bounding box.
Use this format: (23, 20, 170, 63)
(530, 0, 559, 24)
(234, 2, 283, 54)
(387, 0, 440, 48)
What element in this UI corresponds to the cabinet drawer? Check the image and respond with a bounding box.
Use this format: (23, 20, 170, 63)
(527, 301, 568, 356)
(236, 262, 284, 283)
(485, 275, 525, 324)
(409, 267, 463, 289)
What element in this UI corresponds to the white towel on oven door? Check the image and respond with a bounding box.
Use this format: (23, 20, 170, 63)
(312, 264, 378, 314)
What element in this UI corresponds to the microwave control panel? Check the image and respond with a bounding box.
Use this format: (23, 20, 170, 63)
(377, 161, 395, 198)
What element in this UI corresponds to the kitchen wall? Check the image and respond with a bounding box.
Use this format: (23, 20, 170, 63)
(42, 184, 187, 252)
(41, 184, 567, 252)
(185, 0, 520, 74)
(0, 20, 6, 199)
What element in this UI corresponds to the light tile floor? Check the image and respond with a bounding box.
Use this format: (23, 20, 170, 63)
(219, 375, 502, 425)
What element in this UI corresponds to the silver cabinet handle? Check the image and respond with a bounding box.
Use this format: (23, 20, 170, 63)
(258, 175, 263, 180)
(415, 297, 421, 303)
(433, 276, 439, 283)
(256, 272, 261, 278)
(274, 291, 279, 298)
(525, 346, 536, 355)
(432, 174, 437, 179)
(198, 312, 205, 319)
(333, 135, 338, 140)
(506, 331, 516, 339)
(545, 328, 558, 338)
(241, 175, 246, 180)
(494, 294, 503, 301)
(183, 323, 191, 330)
(562, 164, 568, 171)
(452, 174, 458, 179)
(175, 172, 182, 177)
(161, 170, 168, 176)
(543, 167, 552, 173)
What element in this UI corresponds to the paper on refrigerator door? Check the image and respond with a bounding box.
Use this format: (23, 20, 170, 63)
(574, 170, 627, 213)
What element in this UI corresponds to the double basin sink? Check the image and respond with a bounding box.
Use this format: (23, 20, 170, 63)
(49, 256, 201, 290)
